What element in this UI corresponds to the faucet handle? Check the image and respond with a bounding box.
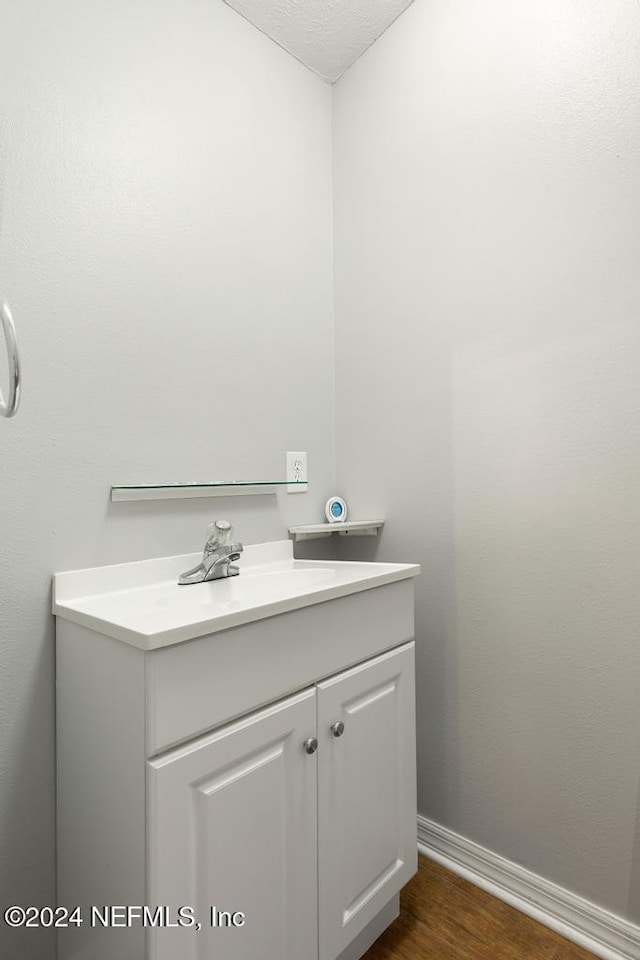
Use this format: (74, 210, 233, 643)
(206, 519, 232, 547)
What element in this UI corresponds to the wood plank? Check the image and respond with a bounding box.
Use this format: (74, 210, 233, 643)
(361, 856, 597, 960)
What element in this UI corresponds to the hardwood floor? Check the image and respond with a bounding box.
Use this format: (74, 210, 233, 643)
(361, 856, 597, 960)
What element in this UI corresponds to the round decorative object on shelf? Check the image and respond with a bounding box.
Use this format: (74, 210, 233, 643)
(325, 496, 348, 524)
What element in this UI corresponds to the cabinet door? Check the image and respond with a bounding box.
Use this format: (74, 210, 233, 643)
(317, 642, 416, 960)
(148, 688, 317, 960)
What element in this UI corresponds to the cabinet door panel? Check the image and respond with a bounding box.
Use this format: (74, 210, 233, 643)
(148, 688, 317, 960)
(317, 642, 416, 960)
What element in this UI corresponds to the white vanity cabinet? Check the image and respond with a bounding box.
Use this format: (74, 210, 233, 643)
(147, 642, 415, 960)
(54, 543, 419, 960)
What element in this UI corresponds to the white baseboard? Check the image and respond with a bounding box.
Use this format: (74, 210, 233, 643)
(417, 815, 640, 960)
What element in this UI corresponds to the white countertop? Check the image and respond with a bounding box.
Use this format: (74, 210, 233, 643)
(53, 541, 420, 650)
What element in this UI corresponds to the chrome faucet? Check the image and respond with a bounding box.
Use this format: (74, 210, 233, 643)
(178, 520, 243, 585)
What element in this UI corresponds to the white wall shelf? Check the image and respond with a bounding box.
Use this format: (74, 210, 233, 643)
(288, 520, 384, 542)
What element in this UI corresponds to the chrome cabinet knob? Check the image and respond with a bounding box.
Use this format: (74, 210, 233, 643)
(303, 737, 318, 755)
(330, 721, 345, 738)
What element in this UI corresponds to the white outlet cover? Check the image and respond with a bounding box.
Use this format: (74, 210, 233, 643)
(287, 451, 308, 493)
(223, 0, 415, 83)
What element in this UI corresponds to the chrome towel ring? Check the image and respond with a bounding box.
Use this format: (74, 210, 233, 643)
(0, 300, 20, 418)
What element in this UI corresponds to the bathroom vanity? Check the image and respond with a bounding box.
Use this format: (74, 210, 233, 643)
(54, 541, 420, 960)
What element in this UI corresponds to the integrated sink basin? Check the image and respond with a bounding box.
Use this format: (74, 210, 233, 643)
(53, 540, 420, 649)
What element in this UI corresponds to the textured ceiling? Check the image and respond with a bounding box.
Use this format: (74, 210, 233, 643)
(223, 0, 415, 83)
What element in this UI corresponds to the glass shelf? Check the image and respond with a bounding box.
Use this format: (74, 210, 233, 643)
(111, 481, 306, 502)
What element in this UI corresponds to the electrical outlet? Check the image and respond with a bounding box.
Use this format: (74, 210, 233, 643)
(286, 451, 308, 493)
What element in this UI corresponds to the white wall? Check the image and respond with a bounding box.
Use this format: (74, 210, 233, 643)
(333, 0, 640, 923)
(0, 1, 334, 955)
